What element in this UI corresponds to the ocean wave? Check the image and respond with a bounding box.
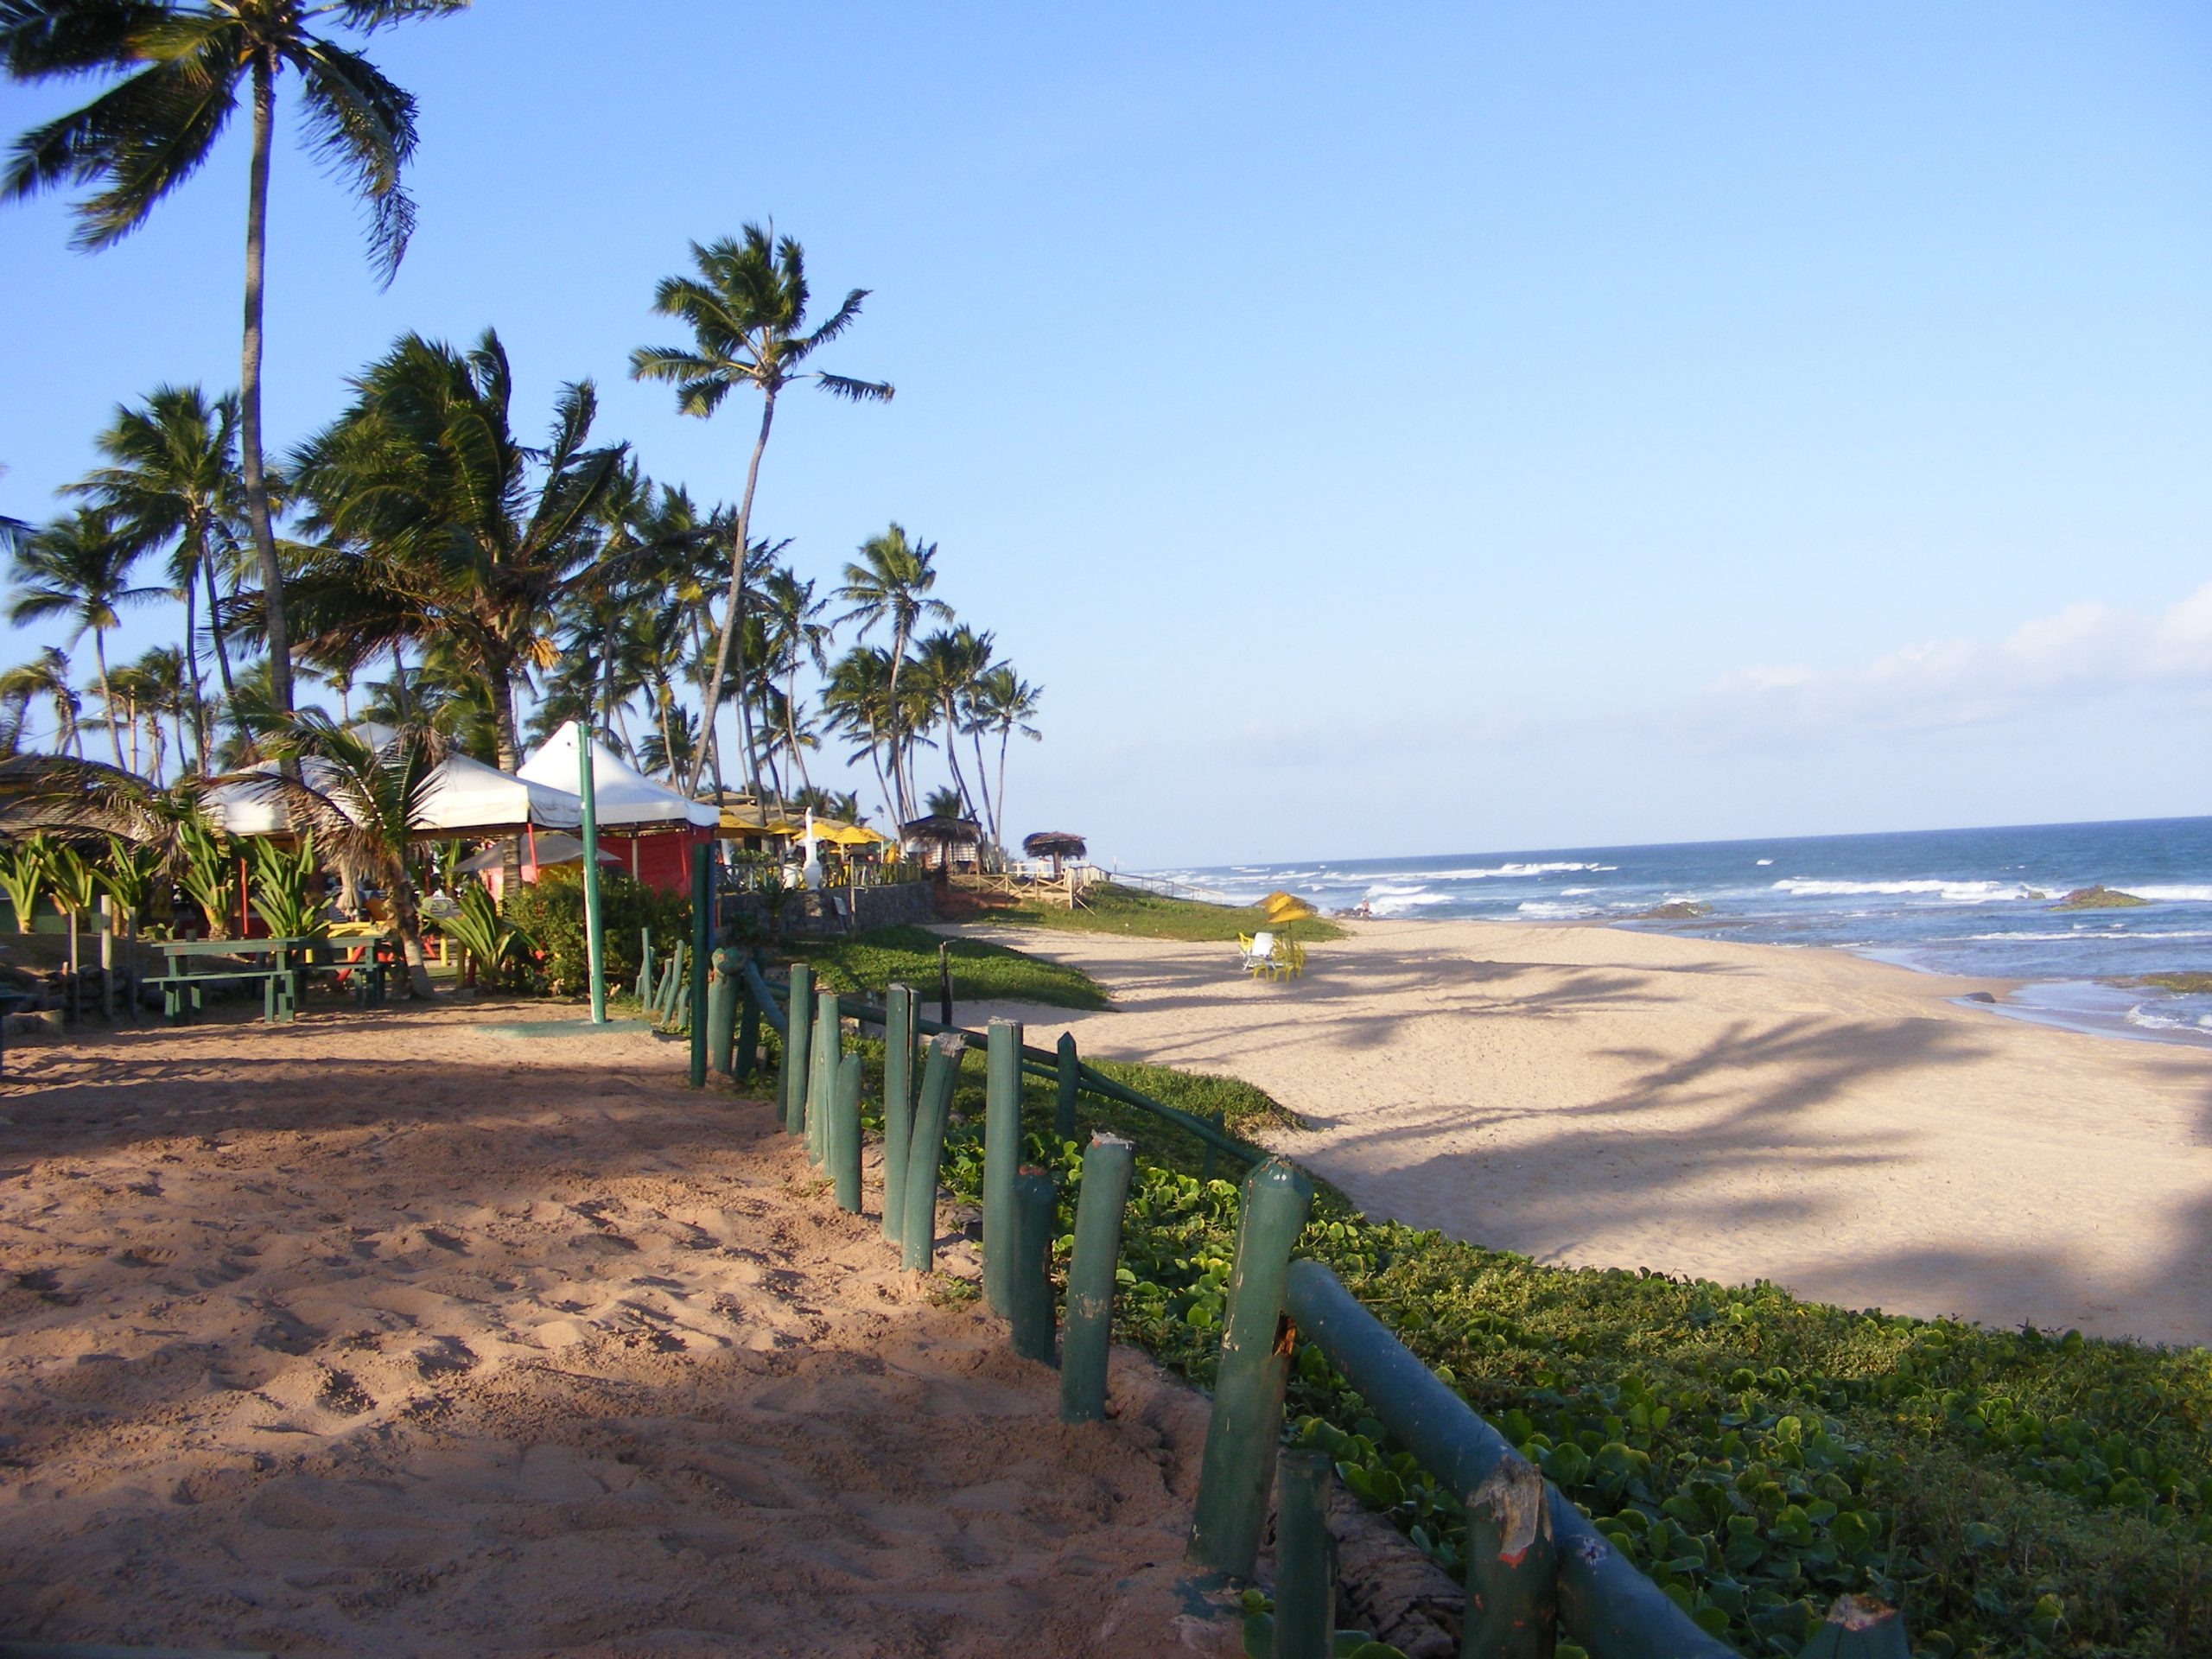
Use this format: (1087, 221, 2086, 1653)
(2127, 1003, 2212, 1033)
(2131, 885, 2212, 903)
(1756, 858, 1773, 866)
(1773, 877, 2029, 903)
(1517, 899, 1600, 918)
(1369, 891, 1456, 916)
(1413, 861, 1610, 880)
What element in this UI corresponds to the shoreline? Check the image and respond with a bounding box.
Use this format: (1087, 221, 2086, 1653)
(958, 916, 2212, 1344)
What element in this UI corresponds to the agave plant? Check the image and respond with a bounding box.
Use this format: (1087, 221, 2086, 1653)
(245, 832, 325, 943)
(177, 817, 239, 940)
(44, 839, 101, 972)
(439, 879, 525, 989)
(0, 834, 52, 933)
(96, 835, 164, 931)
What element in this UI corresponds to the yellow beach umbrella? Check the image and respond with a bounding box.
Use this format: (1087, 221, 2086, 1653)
(1260, 890, 1316, 922)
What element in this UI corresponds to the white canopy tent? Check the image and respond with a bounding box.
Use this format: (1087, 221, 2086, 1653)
(516, 721, 720, 830)
(204, 751, 584, 839)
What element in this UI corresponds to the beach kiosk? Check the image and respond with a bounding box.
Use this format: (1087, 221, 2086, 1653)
(516, 721, 719, 893)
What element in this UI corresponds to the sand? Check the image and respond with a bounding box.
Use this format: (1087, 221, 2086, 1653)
(961, 919, 2212, 1348)
(0, 1001, 1239, 1657)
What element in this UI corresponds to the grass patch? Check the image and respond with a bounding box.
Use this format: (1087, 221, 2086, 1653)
(790, 924, 1109, 1011)
(753, 941, 2210, 1656)
(976, 880, 1347, 943)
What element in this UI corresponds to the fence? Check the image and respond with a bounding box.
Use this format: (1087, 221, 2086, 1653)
(702, 953, 1911, 1659)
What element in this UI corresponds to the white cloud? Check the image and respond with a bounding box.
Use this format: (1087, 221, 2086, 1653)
(1681, 582, 2212, 746)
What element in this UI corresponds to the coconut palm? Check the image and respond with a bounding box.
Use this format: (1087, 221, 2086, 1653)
(287, 328, 626, 770)
(911, 625, 995, 824)
(230, 712, 445, 995)
(760, 564, 830, 802)
(971, 665, 1041, 849)
(630, 224, 893, 796)
(836, 524, 950, 822)
(9, 507, 163, 768)
(118, 644, 190, 780)
(0, 647, 80, 757)
(822, 644, 897, 829)
(3, 0, 467, 719)
(68, 385, 247, 766)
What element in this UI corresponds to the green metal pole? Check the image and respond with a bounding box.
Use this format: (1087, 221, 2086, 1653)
(577, 727, 607, 1025)
(1463, 1449, 1558, 1659)
(688, 844, 710, 1086)
(1059, 1132, 1134, 1424)
(709, 946, 740, 1076)
(781, 963, 811, 1135)
(1010, 1168, 1057, 1363)
(832, 1050, 863, 1212)
(881, 984, 913, 1243)
(1188, 1156, 1313, 1580)
(1272, 1448, 1338, 1659)
(982, 1018, 1024, 1316)
(809, 988, 841, 1166)
(900, 1034, 963, 1272)
(1053, 1031, 1079, 1142)
(736, 957, 761, 1082)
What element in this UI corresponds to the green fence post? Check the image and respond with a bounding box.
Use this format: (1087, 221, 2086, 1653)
(1188, 1156, 1314, 1580)
(900, 1033, 964, 1273)
(1272, 1448, 1337, 1659)
(688, 844, 711, 1085)
(579, 733, 606, 1025)
(982, 1018, 1024, 1316)
(832, 1050, 864, 1212)
(736, 959, 761, 1082)
(1053, 1031, 1079, 1142)
(708, 946, 740, 1075)
(1010, 1168, 1057, 1362)
(1463, 1450, 1558, 1659)
(781, 963, 812, 1135)
(637, 925, 653, 1005)
(881, 983, 914, 1242)
(808, 988, 841, 1166)
(1059, 1132, 1134, 1424)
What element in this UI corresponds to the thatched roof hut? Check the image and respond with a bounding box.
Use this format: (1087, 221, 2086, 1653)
(900, 814, 982, 874)
(1021, 830, 1087, 877)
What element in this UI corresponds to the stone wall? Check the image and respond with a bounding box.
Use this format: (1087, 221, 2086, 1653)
(717, 880, 938, 940)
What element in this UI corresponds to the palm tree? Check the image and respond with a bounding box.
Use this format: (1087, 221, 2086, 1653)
(822, 644, 897, 828)
(287, 328, 625, 770)
(9, 507, 162, 768)
(760, 564, 830, 802)
(230, 713, 445, 995)
(836, 524, 951, 822)
(912, 625, 995, 824)
(68, 384, 246, 766)
(630, 224, 893, 796)
(972, 665, 1041, 849)
(119, 644, 190, 780)
(3, 0, 467, 721)
(0, 647, 80, 757)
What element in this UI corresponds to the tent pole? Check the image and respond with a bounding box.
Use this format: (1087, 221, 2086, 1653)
(579, 728, 607, 1025)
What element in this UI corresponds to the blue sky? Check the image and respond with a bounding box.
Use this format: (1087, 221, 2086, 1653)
(3, 2, 2208, 867)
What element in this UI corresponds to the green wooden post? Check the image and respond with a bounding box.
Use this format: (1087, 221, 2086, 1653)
(809, 988, 841, 1166)
(982, 1018, 1024, 1316)
(832, 1050, 864, 1212)
(1059, 1131, 1134, 1424)
(781, 963, 812, 1135)
(1010, 1168, 1057, 1363)
(1188, 1156, 1314, 1579)
(938, 938, 952, 1027)
(900, 1034, 963, 1273)
(689, 844, 711, 1085)
(1053, 1031, 1079, 1142)
(736, 959, 761, 1082)
(708, 946, 740, 1076)
(1463, 1450, 1557, 1659)
(1273, 1448, 1338, 1659)
(578, 728, 607, 1024)
(637, 925, 653, 1004)
(881, 983, 914, 1242)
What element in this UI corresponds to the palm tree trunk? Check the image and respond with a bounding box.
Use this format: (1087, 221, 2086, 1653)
(92, 630, 125, 770)
(886, 620, 910, 821)
(181, 551, 210, 772)
(239, 50, 294, 721)
(390, 644, 412, 720)
(202, 557, 241, 738)
(997, 728, 1013, 850)
(388, 874, 436, 998)
(686, 392, 775, 797)
(939, 698, 976, 817)
(970, 726, 998, 844)
(785, 668, 811, 794)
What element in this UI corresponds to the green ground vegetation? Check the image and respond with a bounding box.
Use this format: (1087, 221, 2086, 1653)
(791, 923, 1109, 1011)
(755, 950, 2209, 1658)
(2122, 972, 2212, 995)
(2053, 887, 2150, 911)
(978, 879, 1348, 943)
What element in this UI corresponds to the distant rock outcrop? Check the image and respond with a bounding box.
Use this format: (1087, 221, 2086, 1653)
(1631, 900, 1712, 920)
(2053, 886, 2148, 910)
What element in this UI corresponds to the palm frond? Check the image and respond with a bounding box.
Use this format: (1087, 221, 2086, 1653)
(293, 38, 420, 283)
(813, 372, 895, 404)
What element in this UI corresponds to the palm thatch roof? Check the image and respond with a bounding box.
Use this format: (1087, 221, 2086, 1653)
(901, 814, 982, 846)
(1021, 831, 1087, 861)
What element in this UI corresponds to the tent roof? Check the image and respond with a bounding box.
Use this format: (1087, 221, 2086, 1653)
(516, 721, 720, 829)
(416, 752, 582, 835)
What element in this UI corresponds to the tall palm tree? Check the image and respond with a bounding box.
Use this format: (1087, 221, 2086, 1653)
(822, 644, 897, 829)
(287, 328, 625, 770)
(760, 564, 830, 802)
(836, 523, 950, 822)
(0, 647, 79, 757)
(972, 665, 1041, 849)
(911, 624, 995, 824)
(121, 644, 190, 780)
(630, 224, 893, 797)
(3, 0, 467, 721)
(9, 507, 162, 768)
(68, 384, 246, 766)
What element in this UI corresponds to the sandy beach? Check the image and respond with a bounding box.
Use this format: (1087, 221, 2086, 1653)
(0, 1003, 1230, 1657)
(963, 919, 2212, 1347)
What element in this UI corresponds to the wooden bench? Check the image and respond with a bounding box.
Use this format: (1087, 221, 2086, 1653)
(150, 938, 308, 1025)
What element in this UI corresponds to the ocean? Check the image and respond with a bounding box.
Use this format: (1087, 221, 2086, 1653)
(1137, 816, 2212, 1047)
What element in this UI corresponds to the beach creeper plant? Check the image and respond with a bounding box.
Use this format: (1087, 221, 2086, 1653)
(631, 225, 893, 798)
(3, 0, 469, 724)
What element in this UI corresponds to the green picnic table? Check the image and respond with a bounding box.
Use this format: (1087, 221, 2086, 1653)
(149, 936, 390, 1025)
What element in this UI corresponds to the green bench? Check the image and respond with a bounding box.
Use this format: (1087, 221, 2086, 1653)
(150, 938, 305, 1024)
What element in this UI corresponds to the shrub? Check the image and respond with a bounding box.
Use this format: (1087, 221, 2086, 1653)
(504, 867, 691, 997)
